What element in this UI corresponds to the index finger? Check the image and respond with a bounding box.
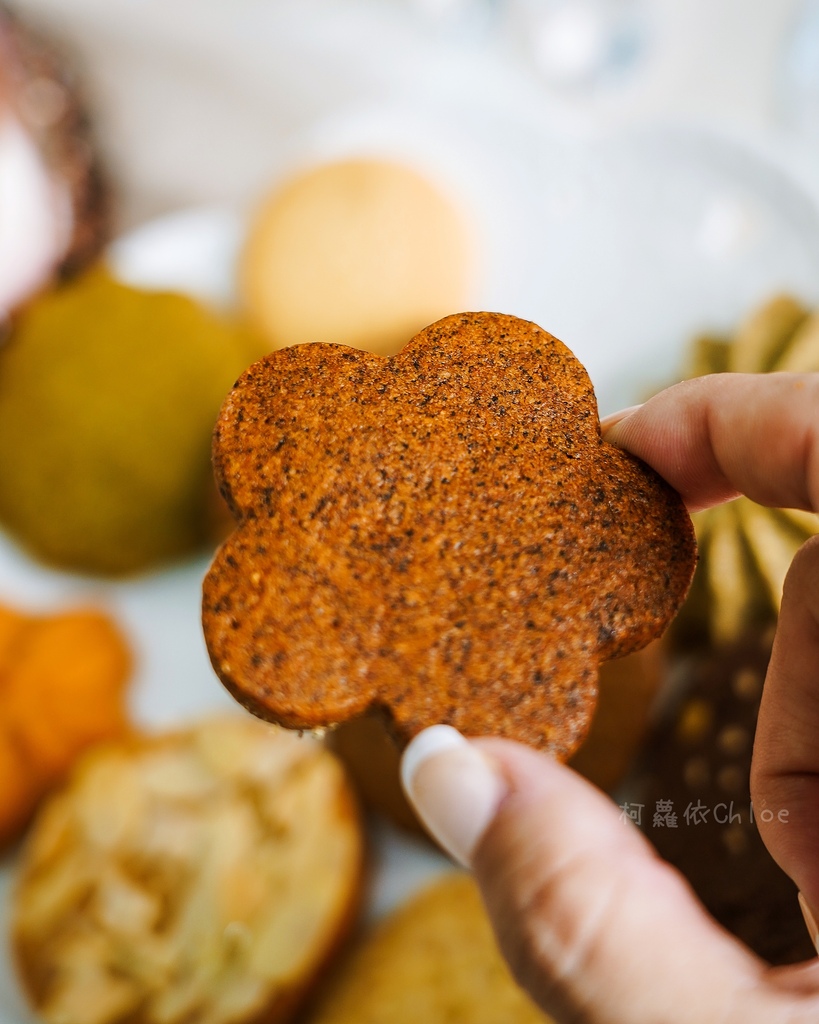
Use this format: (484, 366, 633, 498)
(603, 373, 819, 514)
(607, 371, 819, 927)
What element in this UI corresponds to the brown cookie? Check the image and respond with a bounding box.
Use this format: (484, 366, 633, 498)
(329, 641, 668, 839)
(326, 714, 424, 835)
(0, 3, 110, 295)
(203, 312, 696, 758)
(568, 639, 668, 793)
(633, 633, 814, 965)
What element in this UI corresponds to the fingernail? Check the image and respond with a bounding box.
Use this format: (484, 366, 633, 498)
(798, 892, 819, 955)
(400, 725, 507, 867)
(600, 404, 644, 436)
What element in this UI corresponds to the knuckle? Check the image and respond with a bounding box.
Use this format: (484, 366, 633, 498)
(484, 845, 621, 1020)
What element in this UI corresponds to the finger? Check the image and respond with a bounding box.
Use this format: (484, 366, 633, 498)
(604, 373, 819, 513)
(751, 535, 819, 922)
(402, 729, 819, 1023)
(471, 739, 811, 1023)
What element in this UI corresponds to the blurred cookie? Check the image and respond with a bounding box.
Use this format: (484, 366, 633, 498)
(0, 3, 109, 315)
(203, 312, 696, 757)
(326, 715, 422, 835)
(307, 873, 549, 1024)
(569, 640, 666, 793)
(0, 267, 262, 574)
(240, 158, 473, 355)
(0, 600, 131, 848)
(633, 633, 814, 964)
(12, 717, 365, 1024)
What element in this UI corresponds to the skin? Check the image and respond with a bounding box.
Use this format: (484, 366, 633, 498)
(468, 373, 819, 1023)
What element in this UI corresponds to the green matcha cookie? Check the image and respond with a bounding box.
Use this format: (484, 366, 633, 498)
(0, 267, 261, 575)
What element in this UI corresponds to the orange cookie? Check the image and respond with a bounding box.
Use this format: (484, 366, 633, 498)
(0, 601, 131, 847)
(203, 312, 696, 758)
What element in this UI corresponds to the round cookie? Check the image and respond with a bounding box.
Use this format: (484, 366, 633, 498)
(306, 873, 550, 1024)
(0, 3, 109, 313)
(12, 717, 365, 1024)
(0, 267, 262, 575)
(326, 714, 422, 835)
(240, 158, 473, 355)
(0, 600, 132, 848)
(568, 640, 667, 793)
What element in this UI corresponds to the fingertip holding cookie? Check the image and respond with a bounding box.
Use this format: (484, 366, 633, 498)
(401, 726, 507, 867)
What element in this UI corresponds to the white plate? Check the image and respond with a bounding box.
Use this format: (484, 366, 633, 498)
(3, 108, 819, 1018)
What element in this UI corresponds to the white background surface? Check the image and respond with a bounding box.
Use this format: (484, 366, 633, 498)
(9, 0, 817, 225)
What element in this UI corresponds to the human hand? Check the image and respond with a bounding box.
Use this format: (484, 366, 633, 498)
(400, 373, 819, 1023)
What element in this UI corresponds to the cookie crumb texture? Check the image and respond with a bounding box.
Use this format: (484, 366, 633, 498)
(203, 312, 696, 758)
(12, 718, 365, 1024)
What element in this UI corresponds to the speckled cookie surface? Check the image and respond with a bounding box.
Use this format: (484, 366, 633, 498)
(202, 312, 696, 757)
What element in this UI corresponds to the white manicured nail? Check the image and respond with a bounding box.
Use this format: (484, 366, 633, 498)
(401, 725, 507, 867)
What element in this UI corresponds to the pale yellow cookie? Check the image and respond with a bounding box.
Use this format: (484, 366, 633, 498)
(12, 717, 365, 1024)
(307, 874, 551, 1024)
(240, 158, 473, 355)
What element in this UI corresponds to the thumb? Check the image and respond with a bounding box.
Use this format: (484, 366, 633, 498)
(401, 728, 814, 1024)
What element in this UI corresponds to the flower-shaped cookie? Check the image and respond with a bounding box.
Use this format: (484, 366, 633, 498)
(202, 313, 696, 758)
